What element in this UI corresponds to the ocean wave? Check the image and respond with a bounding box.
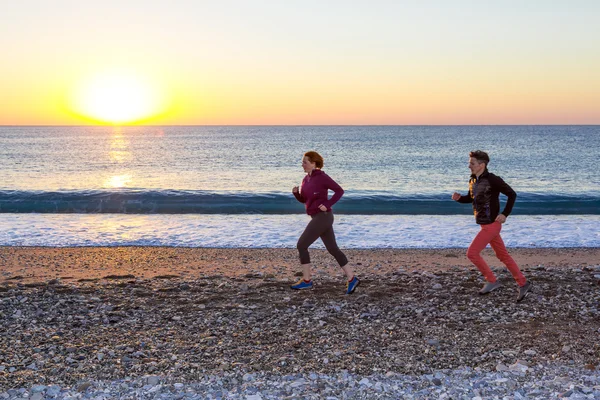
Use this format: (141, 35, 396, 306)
(0, 190, 598, 215)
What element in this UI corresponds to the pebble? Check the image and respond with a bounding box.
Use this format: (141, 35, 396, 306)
(46, 386, 61, 397)
(76, 382, 92, 392)
(509, 362, 528, 373)
(30, 386, 46, 393)
(496, 363, 509, 372)
(146, 376, 160, 386)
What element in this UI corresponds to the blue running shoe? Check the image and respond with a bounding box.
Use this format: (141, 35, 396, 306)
(346, 276, 360, 294)
(291, 279, 313, 290)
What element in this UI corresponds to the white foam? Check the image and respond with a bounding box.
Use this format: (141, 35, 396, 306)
(0, 214, 598, 248)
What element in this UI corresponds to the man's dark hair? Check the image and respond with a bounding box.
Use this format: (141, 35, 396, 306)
(469, 150, 490, 165)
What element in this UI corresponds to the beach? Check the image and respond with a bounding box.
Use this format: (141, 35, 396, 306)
(1, 247, 600, 283)
(1, 247, 599, 398)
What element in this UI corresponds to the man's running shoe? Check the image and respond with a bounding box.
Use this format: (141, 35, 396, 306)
(346, 276, 360, 294)
(478, 281, 502, 295)
(291, 279, 313, 290)
(516, 281, 532, 303)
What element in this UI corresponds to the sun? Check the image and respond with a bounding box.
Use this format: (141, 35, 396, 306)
(70, 70, 164, 124)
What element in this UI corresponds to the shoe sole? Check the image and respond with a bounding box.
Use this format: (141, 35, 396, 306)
(291, 286, 313, 290)
(347, 280, 360, 294)
(478, 285, 503, 295)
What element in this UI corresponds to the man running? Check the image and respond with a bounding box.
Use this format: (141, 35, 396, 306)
(452, 150, 532, 302)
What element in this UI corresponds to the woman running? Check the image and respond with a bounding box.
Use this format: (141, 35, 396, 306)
(291, 151, 359, 294)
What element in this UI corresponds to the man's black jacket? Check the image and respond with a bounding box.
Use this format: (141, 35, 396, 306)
(457, 169, 517, 225)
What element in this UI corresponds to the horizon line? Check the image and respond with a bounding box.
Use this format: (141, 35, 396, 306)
(1, 124, 599, 127)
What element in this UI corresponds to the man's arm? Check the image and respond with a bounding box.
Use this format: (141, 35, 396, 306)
(452, 191, 473, 203)
(492, 175, 517, 217)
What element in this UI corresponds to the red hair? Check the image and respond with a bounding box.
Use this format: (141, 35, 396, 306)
(304, 151, 324, 168)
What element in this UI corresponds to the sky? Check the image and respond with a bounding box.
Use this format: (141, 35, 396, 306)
(1, 0, 599, 125)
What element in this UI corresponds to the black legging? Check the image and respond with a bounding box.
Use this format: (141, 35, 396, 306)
(297, 211, 348, 267)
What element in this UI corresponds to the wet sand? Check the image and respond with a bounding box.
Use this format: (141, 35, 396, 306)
(1, 247, 599, 284)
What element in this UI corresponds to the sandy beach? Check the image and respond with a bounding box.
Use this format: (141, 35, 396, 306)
(1, 247, 599, 398)
(2, 247, 599, 283)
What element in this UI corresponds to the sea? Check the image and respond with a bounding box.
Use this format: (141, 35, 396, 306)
(1, 125, 599, 248)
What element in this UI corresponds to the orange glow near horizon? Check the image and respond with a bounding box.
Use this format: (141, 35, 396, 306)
(67, 71, 169, 125)
(1, 3, 598, 126)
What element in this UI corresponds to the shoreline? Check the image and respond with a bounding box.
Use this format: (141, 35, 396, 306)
(1, 246, 599, 284)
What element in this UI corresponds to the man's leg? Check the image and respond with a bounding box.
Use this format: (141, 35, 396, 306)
(489, 227, 527, 287)
(467, 223, 501, 283)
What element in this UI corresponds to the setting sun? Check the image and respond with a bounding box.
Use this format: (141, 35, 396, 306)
(69, 71, 164, 125)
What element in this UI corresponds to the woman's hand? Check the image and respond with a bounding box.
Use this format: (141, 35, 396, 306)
(451, 192, 461, 201)
(318, 204, 327, 212)
(495, 214, 507, 223)
(292, 186, 299, 194)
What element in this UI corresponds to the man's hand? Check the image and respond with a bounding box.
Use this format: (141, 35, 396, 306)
(318, 204, 327, 212)
(495, 214, 507, 223)
(451, 192, 461, 201)
(292, 186, 299, 194)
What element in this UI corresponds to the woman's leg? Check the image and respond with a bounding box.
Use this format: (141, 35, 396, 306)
(296, 214, 328, 280)
(320, 224, 349, 267)
(319, 214, 352, 279)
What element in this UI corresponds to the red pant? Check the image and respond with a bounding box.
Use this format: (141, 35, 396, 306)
(466, 221, 526, 287)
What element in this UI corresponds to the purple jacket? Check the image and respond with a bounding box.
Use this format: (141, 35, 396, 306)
(293, 169, 344, 215)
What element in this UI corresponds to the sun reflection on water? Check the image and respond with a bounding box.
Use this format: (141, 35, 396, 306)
(105, 174, 132, 188)
(109, 128, 131, 163)
(104, 127, 134, 188)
